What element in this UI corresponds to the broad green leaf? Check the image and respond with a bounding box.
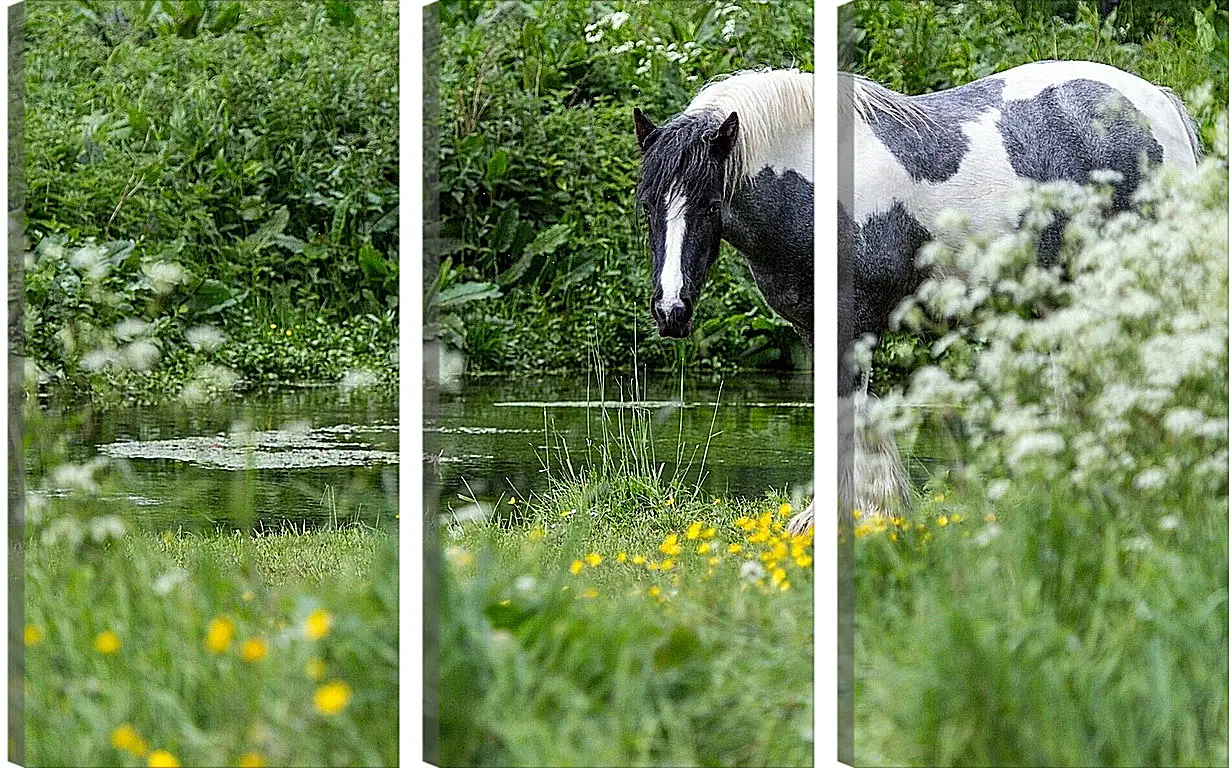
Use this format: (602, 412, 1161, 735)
(485, 150, 508, 184)
(437, 281, 502, 309)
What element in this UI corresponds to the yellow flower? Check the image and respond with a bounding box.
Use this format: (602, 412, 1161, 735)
(527, 527, 544, 542)
(778, 502, 793, 518)
(985, 512, 997, 523)
(238, 752, 267, 768)
(701, 526, 716, 539)
(240, 637, 268, 663)
(951, 513, 966, 523)
(631, 554, 647, 565)
(111, 725, 147, 757)
(661, 559, 675, 572)
(697, 542, 711, 554)
(94, 630, 121, 655)
(647, 586, 661, 598)
(852, 509, 863, 519)
(646, 561, 660, 571)
(148, 750, 180, 767)
(935, 494, 946, 502)
(707, 556, 719, 566)
(269, 323, 276, 330)
(303, 609, 333, 641)
(313, 680, 352, 715)
(305, 657, 326, 680)
(664, 497, 675, 506)
(584, 552, 602, 567)
(241, 590, 254, 603)
(569, 560, 584, 575)
(794, 553, 813, 568)
(659, 534, 682, 556)
(205, 616, 235, 654)
(561, 508, 575, 518)
(582, 588, 598, 599)
(937, 515, 949, 527)
(727, 543, 742, 554)
(23, 624, 42, 647)
(508, 497, 517, 505)
(498, 599, 511, 606)
(616, 552, 627, 563)
(284, 329, 292, 337)
(686, 521, 703, 540)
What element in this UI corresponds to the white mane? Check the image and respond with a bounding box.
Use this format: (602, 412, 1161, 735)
(686, 68, 814, 192)
(837, 72, 936, 135)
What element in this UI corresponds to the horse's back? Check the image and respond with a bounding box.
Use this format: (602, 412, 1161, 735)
(985, 60, 1199, 170)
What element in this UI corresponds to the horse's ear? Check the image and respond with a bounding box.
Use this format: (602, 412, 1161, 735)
(634, 108, 658, 151)
(710, 111, 740, 162)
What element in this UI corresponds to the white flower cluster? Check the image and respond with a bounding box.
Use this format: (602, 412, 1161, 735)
(885, 111, 1228, 502)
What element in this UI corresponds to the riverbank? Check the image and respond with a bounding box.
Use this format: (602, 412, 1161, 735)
(23, 527, 397, 767)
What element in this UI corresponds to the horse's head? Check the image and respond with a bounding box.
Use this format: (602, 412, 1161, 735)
(634, 107, 739, 338)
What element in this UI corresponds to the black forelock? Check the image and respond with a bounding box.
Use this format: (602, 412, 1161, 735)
(636, 110, 727, 208)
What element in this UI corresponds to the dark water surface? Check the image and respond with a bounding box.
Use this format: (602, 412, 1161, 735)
(33, 388, 397, 532)
(429, 372, 814, 517)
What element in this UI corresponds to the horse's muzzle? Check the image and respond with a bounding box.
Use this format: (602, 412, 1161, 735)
(653, 301, 693, 338)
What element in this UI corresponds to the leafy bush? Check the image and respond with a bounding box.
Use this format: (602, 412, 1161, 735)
(23, 1, 398, 401)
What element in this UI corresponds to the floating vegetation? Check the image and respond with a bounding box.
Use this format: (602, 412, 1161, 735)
(98, 426, 398, 471)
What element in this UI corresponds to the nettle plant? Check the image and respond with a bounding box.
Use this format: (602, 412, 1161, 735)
(879, 104, 1228, 503)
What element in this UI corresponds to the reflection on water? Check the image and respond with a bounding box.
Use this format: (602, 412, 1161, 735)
(430, 372, 814, 515)
(32, 388, 398, 532)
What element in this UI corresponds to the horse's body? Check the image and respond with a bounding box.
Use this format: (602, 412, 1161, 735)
(633, 62, 1202, 534)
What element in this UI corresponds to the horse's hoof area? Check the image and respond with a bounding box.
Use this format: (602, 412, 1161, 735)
(787, 505, 814, 535)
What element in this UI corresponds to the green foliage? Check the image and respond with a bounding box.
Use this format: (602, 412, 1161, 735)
(23, 1, 398, 401)
(438, 0, 814, 373)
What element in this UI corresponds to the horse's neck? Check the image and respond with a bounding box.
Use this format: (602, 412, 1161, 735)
(722, 168, 815, 340)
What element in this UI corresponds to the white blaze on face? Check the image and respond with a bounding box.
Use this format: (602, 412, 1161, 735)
(659, 189, 688, 313)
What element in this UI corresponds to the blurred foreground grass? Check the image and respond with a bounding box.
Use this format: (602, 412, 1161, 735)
(24, 528, 397, 767)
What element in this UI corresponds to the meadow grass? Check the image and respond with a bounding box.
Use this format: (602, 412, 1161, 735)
(23, 527, 397, 767)
(440, 473, 815, 767)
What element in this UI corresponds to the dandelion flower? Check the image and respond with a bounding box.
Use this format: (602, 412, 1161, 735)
(111, 725, 147, 756)
(240, 638, 268, 663)
(616, 552, 627, 563)
(147, 750, 180, 767)
(313, 680, 352, 715)
(778, 502, 792, 518)
(697, 542, 711, 554)
(647, 585, 661, 598)
(23, 624, 42, 647)
(584, 552, 602, 567)
(937, 515, 949, 527)
(527, 527, 544, 542)
(569, 560, 584, 575)
(727, 543, 742, 554)
(701, 526, 716, 539)
(631, 554, 646, 565)
(560, 509, 575, 519)
(94, 630, 121, 655)
(659, 534, 682, 556)
(305, 657, 326, 680)
(661, 559, 675, 572)
(508, 497, 517, 506)
(664, 497, 675, 506)
(303, 609, 333, 641)
(205, 617, 235, 654)
(238, 753, 267, 768)
(686, 521, 703, 540)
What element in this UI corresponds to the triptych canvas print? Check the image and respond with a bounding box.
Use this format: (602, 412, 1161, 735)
(10, 1, 1228, 766)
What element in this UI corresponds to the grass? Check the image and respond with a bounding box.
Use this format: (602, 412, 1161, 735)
(23, 526, 397, 767)
(440, 477, 815, 768)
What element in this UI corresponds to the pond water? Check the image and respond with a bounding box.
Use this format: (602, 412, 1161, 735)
(31, 388, 398, 533)
(428, 372, 814, 520)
